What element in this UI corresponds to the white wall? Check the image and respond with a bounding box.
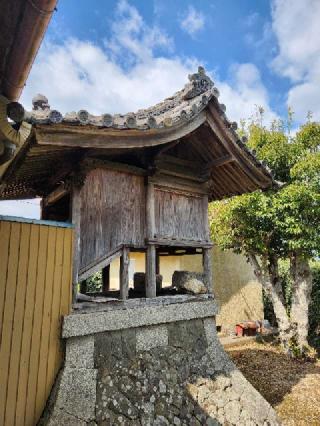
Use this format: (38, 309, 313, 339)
(0, 199, 41, 219)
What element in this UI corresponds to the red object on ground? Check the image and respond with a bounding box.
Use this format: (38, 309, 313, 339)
(235, 321, 258, 337)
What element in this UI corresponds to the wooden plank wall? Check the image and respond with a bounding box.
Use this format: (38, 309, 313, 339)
(80, 168, 145, 270)
(0, 219, 73, 426)
(154, 187, 207, 241)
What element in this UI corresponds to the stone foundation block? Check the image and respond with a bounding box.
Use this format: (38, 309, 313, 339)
(136, 324, 168, 351)
(65, 335, 95, 368)
(42, 299, 279, 425)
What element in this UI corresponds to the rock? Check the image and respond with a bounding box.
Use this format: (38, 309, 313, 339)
(133, 272, 162, 293)
(172, 271, 207, 294)
(198, 385, 212, 404)
(183, 278, 207, 294)
(224, 400, 241, 425)
(154, 415, 170, 425)
(206, 419, 220, 426)
(159, 380, 166, 394)
(46, 310, 279, 425)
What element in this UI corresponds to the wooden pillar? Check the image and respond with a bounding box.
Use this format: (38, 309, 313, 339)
(146, 245, 157, 298)
(120, 247, 129, 300)
(146, 180, 157, 297)
(156, 251, 160, 275)
(71, 186, 82, 304)
(146, 182, 155, 238)
(203, 247, 213, 294)
(203, 194, 210, 240)
(102, 264, 110, 294)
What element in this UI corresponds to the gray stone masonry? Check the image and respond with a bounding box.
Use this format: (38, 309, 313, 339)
(41, 299, 280, 425)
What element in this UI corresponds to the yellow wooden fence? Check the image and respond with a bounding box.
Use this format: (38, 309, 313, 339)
(0, 216, 73, 426)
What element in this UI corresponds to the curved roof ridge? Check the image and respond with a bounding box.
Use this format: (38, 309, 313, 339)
(24, 66, 230, 130)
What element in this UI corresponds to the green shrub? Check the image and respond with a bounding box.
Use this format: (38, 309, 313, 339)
(86, 271, 102, 293)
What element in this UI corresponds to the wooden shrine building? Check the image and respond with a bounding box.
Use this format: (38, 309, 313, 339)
(0, 67, 273, 303)
(0, 67, 281, 426)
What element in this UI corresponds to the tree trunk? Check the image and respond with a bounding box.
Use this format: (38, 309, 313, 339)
(267, 282, 293, 348)
(290, 256, 313, 350)
(248, 253, 313, 355)
(248, 254, 293, 349)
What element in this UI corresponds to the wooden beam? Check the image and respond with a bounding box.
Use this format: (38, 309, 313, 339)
(157, 248, 201, 256)
(150, 174, 209, 195)
(154, 165, 206, 183)
(203, 247, 213, 294)
(206, 105, 270, 188)
(43, 183, 69, 207)
(147, 238, 213, 248)
(154, 154, 205, 182)
(120, 247, 129, 300)
(154, 139, 181, 157)
(35, 111, 206, 149)
(155, 153, 202, 169)
(206, 154, 234, 169)
(82, 157, 147, 176)
(71, 186, 82, 304)
(146, 245, 157, 298)
(78, 244, 123, 281)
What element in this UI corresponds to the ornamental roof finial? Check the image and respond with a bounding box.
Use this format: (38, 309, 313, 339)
(183, 66, 214, 100)
(32, 94, 50, 111)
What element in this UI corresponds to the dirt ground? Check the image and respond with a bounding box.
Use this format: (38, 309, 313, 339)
(224, 340, 320, 425)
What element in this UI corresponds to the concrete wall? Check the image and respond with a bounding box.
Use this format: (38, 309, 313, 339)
(108, 248, 264, 333)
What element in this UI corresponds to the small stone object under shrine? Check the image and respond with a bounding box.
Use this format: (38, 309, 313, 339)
(172, 271, 207, 294)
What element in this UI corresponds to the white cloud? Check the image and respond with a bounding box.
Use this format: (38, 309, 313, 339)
(107, 0, 174, 64)
(216, 63, 278, 125)
(271, 0, 320, 81)
(287, 78, 320, 123)
(13, 1, 280, 219)
(20, 0, 276, 126)
(180, 6, 205, 37)
(21, 0, 196, 114)
(21, 39, 196, 114)
(271, 0, 320, 121)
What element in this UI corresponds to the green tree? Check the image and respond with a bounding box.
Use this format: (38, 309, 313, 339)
(210, 113, 320, 355)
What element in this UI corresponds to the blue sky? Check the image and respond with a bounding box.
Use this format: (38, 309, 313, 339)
(1, 0, 320, 218)
(20, 0, 320, 124)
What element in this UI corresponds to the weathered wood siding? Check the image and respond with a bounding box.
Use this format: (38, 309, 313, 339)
(0, 218, 73, 426)
(80, 168, 145, 270)
(154, 187, 208, 241)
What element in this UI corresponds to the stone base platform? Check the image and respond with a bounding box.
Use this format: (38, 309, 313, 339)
(40, 297, 279, 425)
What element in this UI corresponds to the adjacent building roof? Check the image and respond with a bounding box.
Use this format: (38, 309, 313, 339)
(0, 67, 275, 201)
(0, 0, 57, 101)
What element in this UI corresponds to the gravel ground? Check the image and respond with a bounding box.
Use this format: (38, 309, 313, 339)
(224, 340, 320, 425)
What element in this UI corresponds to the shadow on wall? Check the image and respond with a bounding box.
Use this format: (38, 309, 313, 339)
(181, 248, 264, 331)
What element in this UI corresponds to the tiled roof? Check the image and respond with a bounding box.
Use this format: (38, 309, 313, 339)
(25, 66, 238, 131)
